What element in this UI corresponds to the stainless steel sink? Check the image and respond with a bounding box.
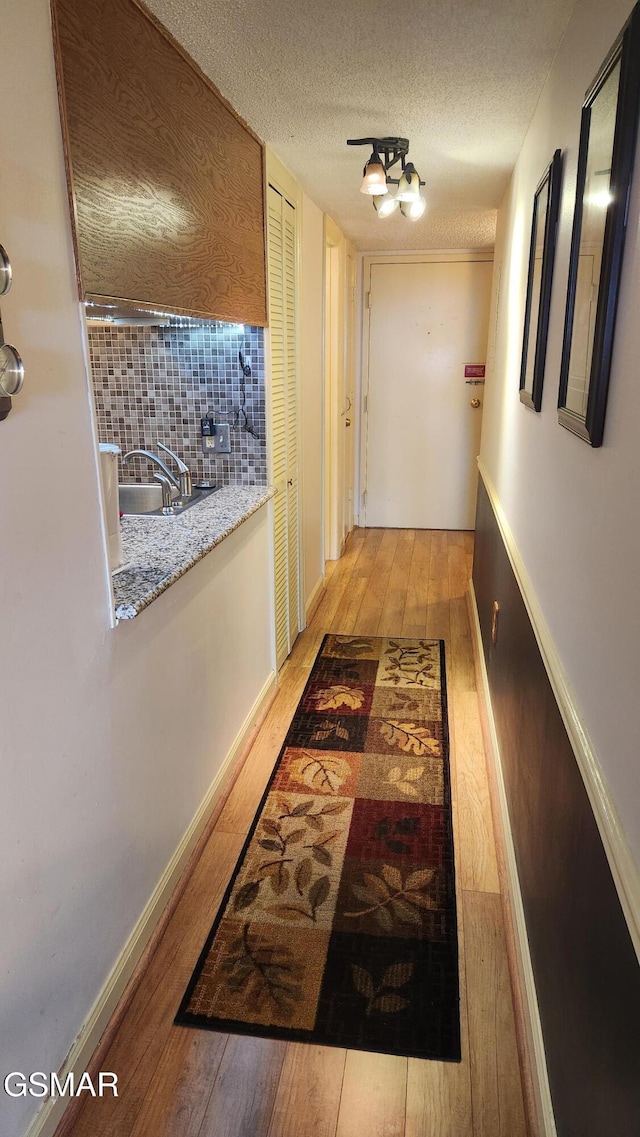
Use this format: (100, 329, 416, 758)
(118, 483, 219, 516)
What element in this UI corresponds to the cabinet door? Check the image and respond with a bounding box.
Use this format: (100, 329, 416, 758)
(52, 0, 267, 325)
(268, 185, 300, 669)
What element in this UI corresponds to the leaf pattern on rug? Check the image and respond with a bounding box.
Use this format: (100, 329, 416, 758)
(329, 637, 376, 658)
(344, 865, 437, 930)
(259, 860, 291, 895)
(351, 960, 413, 1015)
(266, 871, 331, 923)
(311, 718, 351, 743)
(304, 829, 341, 868)
(278, 798, 351, 830)
(295, 858, 313, 895)
(385, 765, 426, 797)
(288, 751, 351, 793)
(374, 815, 420, 855)
(220, 923, 303, 1019)
(234, 880, 262, 911)
(385, 690, 422, 713)
(378, 720, 442, 757)
(313, 685, 365, 711)
(257, 816, 306, 854)
(381, 641, 439, 687)
(233, 802, 351, 911)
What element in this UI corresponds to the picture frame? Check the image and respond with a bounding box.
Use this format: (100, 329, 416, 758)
(519, 149, 562, 411)
(557, 2, 640, 446)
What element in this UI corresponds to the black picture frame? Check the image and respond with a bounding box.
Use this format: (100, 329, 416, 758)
(558, 2, 640, 446)
(519, 150, 562, 411)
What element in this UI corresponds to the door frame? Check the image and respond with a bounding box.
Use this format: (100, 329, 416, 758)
(358, 250, 494, 528)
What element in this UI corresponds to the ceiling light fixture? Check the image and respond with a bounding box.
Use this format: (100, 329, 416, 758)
(347, 136, 426, 220)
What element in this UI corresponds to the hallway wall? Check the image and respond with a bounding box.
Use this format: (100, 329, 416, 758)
(477, 0, 640, 1127)
(0, 7, 350, 1133)
(479, 0, 640, 871)
(0, 5, 274, 1137)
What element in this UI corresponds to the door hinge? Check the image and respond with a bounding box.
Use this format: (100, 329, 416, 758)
(361, 490, 367, 507)
(366, 291, 372, 309)
(363, 394, 368, 414)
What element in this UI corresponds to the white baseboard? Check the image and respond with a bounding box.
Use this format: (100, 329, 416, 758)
(305, 574, 326, 625)
(478, 459, 640, 964)
(26, 670, 276, 1137)
(468, 582, 557, 1137)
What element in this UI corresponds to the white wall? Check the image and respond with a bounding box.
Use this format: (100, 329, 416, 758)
(299, 194, 325, 609)
(0, 4, 274, 1136)
(480, 0, 640, 863)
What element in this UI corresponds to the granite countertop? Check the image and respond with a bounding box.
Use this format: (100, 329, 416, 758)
(113, 484, 274, 620)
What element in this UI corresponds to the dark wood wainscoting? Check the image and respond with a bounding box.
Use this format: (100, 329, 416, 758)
(473, 476, 640, 1137)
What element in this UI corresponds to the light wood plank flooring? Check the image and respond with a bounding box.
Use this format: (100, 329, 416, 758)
(60, 528, 526, 1137)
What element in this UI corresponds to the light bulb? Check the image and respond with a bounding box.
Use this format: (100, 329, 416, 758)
(588, 189, 613, 208)
(400, 196, 427, 220)
(374, 193, 399, 218)
(396, 162, 421, 202)
(360, 154, 388, 196)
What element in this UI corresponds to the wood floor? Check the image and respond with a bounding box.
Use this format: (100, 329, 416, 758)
(61, 528, 526, 1137)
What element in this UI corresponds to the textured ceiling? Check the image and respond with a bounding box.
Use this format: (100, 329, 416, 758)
(145, 0, 577, 251)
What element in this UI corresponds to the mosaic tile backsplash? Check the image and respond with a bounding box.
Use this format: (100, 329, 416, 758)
(89, 321, 266, 486)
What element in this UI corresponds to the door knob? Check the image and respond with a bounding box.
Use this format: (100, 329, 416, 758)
(470, 398, 481, 409)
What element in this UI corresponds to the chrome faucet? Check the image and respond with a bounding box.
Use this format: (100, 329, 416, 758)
(157, 441, 192, 498)
(122, 448, 180, 490)
(153, 472, 176, 514)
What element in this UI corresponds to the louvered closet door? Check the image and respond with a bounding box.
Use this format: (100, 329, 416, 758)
(283, 200, 299, 649)
(268, 185, 300, 669)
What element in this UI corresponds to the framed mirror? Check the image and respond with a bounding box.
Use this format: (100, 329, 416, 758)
(558, 4, 640, 445)
(519, 150, 562, 410)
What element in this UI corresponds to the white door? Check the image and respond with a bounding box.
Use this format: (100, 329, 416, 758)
(364, 259, 492, 529)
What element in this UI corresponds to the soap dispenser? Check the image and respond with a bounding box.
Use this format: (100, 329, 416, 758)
(98, 442, 123, 572)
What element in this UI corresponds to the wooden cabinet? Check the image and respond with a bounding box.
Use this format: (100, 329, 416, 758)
(51, 0, 267, 325)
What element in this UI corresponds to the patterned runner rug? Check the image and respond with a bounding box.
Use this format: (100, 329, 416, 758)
(176, 635, 460, 1060)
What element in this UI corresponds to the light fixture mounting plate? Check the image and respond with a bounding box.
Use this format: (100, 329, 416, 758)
(347, 136, 410, 173)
